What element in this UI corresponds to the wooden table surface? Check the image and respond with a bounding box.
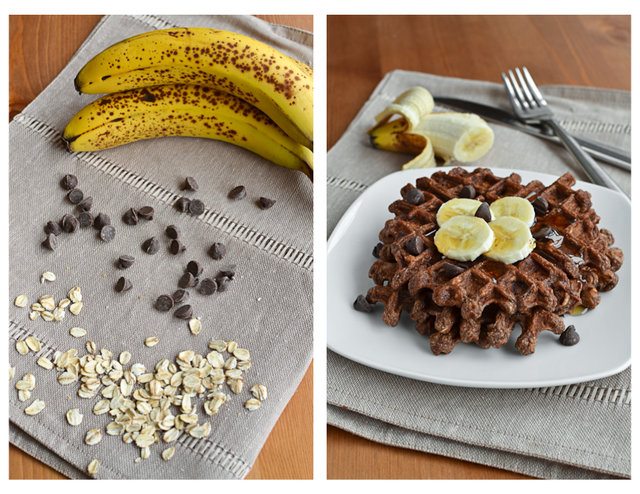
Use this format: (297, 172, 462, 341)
(327, 14, 630, 480)
(9, 14, 313, 480)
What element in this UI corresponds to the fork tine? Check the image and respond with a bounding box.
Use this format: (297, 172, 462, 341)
(501, 72, 524, 113)
(515, 68, 536, 107)
(507, 69, 529, 109)
(521, 67, 547, 106)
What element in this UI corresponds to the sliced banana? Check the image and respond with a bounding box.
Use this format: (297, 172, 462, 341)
(489, 197, 535, 227)
(434, 216, 495, 262)
(484, 217, 536, 264)
(436, 198, 494, 227)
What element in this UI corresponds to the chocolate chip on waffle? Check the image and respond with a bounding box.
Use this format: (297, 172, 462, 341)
(365, 167, 623, 355)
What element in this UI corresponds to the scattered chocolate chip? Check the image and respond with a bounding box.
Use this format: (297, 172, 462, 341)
(559, 325, 580, 346)
(174, 304, 193, 320)
(169, 239, 186, 255)
(137, 206, 154, 220)
(475, 202, 492, 222)
(532, 197, 549, 216)
(198, 278, 218, 296)
(142, 237, 160, 255)
(44, 221, 63, 236)
(405, 236, 425, 256)
(186, 260, 203, 277)
(172, 289, 190, 304)
(372, 242, 383, 258)
(114, 276, 133, 293)
(208, 242, 226, 260)
(405, 187, 425, 205)
(77, 196, 93, 212)
(182, 176, 199, 191)
(441, 262, 465, 278)
(94, 213, 111, 230)
(353, 295, 374, 313)
(218, 266, 236, 279)
(175, 197, 191, 213)
(258, 197, 276, 209)
(189, 199, 205, 216)
(165, 225, 180, 239)
(459, 185, 476, 199)
(42, 233, 57, 251)
(61, 214, 79, 233)
(533, 225, 554, 242)
(216, 276, 231, 292)
(228, 185, 247, 201)
(67, 189, 84, 204)
(78, 212, 94, 229)
(178, 272, 197, 289)
(60, 174, 78, 190)
(155, 294, 174, 312)
(122, 208, 138, 225)
(100, 225, 116, 242)
(118, 255, 135, 269)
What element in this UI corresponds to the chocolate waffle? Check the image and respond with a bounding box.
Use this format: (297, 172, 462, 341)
(366, 167, 623, 355)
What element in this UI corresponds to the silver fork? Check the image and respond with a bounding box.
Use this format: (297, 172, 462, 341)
(501, 67, 624, 194)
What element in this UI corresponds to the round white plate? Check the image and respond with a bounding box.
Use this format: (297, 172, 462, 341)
(327, 167, 630, 388)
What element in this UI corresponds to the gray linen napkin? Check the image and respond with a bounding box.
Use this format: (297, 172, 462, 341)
(9, 15, 312, 479)
(327, 70, 630, 479)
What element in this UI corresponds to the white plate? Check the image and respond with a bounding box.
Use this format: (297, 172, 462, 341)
(327, 167, 630, 388)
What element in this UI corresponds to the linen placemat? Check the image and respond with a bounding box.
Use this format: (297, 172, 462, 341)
(9, 15, 313, 479)
(327, 69, 630, 479)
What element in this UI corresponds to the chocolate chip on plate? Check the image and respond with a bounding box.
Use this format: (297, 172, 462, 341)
(165, 225, 180, 239)
(114, 277, 133, 293)
(94, 213, 111, 230)
(353, 295, 374, 313)
(122, 208, 138, 225)
(100, 225, 116, 242)
(142, 236, 160, 255)
(137, 206, 154, 221)
(44, 221, 63, 236)
(67, 188, 84, 205)
(405, 187, 425, 205)
(186, 260, 203, 277)
(78, 212, 94, 229)
(155, 294, 174, 312)
(474, 202, 492, 222)
(459, 185, 476, 199)
(60, 174, 78, 190)
(198, 278, 218, 296)
(218, 266, 236, 279)
(258, 197, 276, 210)
(174, 304, 193, 319)
(61, 214, 79, 233)
(208, 242, 226, 260)
(532, 196, 549, 216)
(441, 262, 465, 278)
(559, 325, 580, 346)
(118, 255, 135, 269)
(169, 239, 186, 255)
(189, 199, 205, 216)
(533, 225, 554, 242)
(216, 276, 231, 292)
(172, 289, 190, 304)
(372, 242, 383, 258)
(77, 196, 93, 212)
(228, 185, 247, 201)
(405, 236, 425, 256)
(42, 233, 57, 251)
(178, 271, 197, 289)
(175, 196, 191, 213)
(182, 176, 199, 191)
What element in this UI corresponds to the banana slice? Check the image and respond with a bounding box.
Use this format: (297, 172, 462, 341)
(434, 216, 495, 262)
(436, 198, 493, 226)
(484, 217, 536, 264)
(489, 197, 535, 227)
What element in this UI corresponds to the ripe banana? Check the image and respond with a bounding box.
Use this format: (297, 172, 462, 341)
(434, 216, 495, 262)
(62, 84, 313, 179)
(485, 217, 536, 264)
(74, 27, 314, 148)
(374, 86, 434, 130)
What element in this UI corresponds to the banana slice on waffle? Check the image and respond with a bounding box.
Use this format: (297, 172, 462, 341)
(436, 198, 494, 226)
(489, 197, 535, 227)
(485, 217, 536, 264)
(434, 216, 495, 262)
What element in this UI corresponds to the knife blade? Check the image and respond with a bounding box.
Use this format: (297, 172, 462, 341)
(433, 96, 630, 172)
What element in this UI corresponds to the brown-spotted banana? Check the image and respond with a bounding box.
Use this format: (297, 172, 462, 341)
(62, 84, 313, 179)
(74, 27, 314, 149)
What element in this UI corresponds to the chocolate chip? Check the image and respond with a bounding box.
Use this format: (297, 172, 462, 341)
(186, 260, 203, 277)
(216, 276, 231, 292)
(77, 196, 93, 212)
(228, 185, 247, 201)
(218, 266, 236, 279)
(405, 236, 425, 256)
(475, 202, 492, 222)
(118, 255, 135, 269)
(165, 225, 180, 239)
(169, 239, 186, 255)
(175, 197, 191, 212)
(44, 221, 63, 236)
(155, 294, 174, 312)
(121, 208, 138, 225)
(182, 176, 199, 191)
(441, 262, 465, 278)
(60, 174, 78, 190)
(353, 295, 374, 313)
(532, 197, 549, 216)
(114, 277, 133, 293)
(137, 206, 154, 221)
(142, 237, 160, 255)
(61, 214, 79, 233)
(174, 304, 193, 319)
(208, 242, 226, 260)
(258, 197, 276, 209)
(189, 199, 205, 216)
(67, 189, 84, 204)
(559, 325, 580, 346)
(172, 289, 190, 304)
(405, 187, 425, 205)
(198, 278, 218, 295)
(372, 242, 383, 258)
(78, 212, 94, 229)
(100, 225, 116, 242)
(459, 185, 476, 199)
(42, 233, 57, 251)
(178, 271, 196, 289)
(94, 213, 111, 230)
(533, 225, 554, 242)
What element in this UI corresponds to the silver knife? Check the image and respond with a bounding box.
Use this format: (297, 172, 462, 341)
(433, 96, 630, 172)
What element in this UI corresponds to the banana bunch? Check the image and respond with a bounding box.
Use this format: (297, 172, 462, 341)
(368, 87, 493, 169)
(63, 27, 314, 179)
